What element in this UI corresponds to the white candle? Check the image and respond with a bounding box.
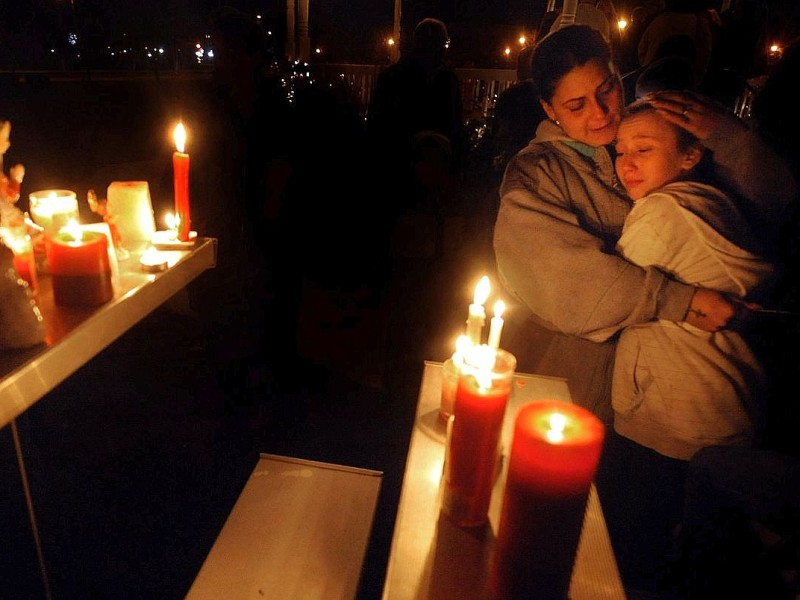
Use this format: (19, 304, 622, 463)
(106, 181, 156, 244)
(488, 299, 506, 349)
(465, 275, 491, 345)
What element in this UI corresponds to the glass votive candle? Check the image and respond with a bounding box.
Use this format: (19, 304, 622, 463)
(29, 189, 79, 238)
(440, 356, 460, 422)
(490, 400, 605, 600)
(441, 345, 516, 528)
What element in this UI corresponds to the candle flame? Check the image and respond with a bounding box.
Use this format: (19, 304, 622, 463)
(465, 344, 497, 391)
(165, 212, 179, 230)
(474, 276, 491, 305)
(173, 122, 187, 153)
(546, 412, 567, 443)
(62, 218, 83, 241)
(454, 334, 471, 355)
(493, 300, 506, 318)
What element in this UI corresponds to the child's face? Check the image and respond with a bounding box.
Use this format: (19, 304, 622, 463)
(614, 110, 699, 200)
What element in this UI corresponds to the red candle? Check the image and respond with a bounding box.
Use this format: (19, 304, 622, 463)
(2, 224, 38, 293)
(47, 226, 113, 306)
(172, 122, 191, 242)
(441, 346, 516, 527)
(12, 251, 38, 293)
(491, 400, 605, 600)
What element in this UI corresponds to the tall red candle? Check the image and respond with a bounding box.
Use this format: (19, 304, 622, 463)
(47, 227, 113, 306)
(491, 400, 605, 600)
(172, 122, 191, 242)
(441, 346, 516, 527)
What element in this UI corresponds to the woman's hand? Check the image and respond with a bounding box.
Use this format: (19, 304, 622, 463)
(644, 90, 745, 141)
(684, 288, 737, 332)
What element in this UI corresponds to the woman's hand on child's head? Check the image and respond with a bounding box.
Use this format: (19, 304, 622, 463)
(644, 90, 745, 142)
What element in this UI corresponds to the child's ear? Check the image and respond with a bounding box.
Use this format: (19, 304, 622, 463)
(681, 145, 704, 172)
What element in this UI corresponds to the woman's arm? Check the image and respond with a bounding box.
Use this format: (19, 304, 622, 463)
(494, 152, 696, 340)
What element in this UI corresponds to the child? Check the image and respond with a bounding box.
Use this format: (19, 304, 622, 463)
(598, 99, 777, 589)
(612, 99, 775, 461)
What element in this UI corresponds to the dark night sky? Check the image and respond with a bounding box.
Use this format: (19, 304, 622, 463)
(0, 0, 544, 66)
(2, 1, 799, 68)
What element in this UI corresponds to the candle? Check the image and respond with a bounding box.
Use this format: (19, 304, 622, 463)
(28, 189, 79, 238)
(172, 122, 191, 242)
(1, 224, 38, 293)
(164, 212, 179, 240)
(139, 246, 168, 273)
(47, 220, 113, 306)
(106, 181, 156, 245)
(441, 345, 517, 527)
(82, 221, 121, 294)
(12, 250, 38, 293)
(465, 275, 491, 345)
(487, 300, 506, 349)
(491, 400, 605, 600)
(440, 335, 471, 422)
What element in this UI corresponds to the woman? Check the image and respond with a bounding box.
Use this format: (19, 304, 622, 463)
(493, 24, 795, 423)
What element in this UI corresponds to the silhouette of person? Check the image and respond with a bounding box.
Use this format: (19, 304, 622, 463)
(187, 6, 291, 407)
(636, 0, 719, 91)
(367, 17, 466, 219)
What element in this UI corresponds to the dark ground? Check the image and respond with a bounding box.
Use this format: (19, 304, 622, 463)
(0, 71, 497, 600)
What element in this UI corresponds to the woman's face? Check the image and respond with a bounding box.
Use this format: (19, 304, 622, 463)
(541, 59, 623, 147)
(614, 110, 701, 200)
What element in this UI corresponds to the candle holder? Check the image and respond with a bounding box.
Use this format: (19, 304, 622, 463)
(490, 400, 605, 600)
(28, 189, 79, 238)
(441, 345, 516, 528)
(439, 355, 460, 422)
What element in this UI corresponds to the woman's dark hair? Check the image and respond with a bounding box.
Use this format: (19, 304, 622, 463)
(531, 24, 612, 102)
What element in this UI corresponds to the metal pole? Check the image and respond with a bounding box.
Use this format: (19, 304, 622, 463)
(297, 0, 310, 62)
(391, 0, 401, 63)
(559, 0, 578, 28)
(11, 420, 52, 600)
(285, 0, 296, 61)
